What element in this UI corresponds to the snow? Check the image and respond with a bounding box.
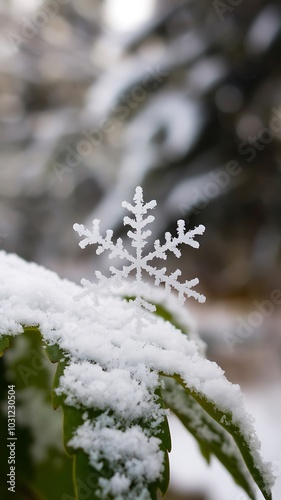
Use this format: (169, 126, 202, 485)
(246, 6, 281, 55)
(69, 418, 164, 500)
(0, 249, 274, 497)
(123, 93, 203, 162)
(56, 362, 163, 422)
(83, 33, 206, 123)
(0, 187, 275, 497)
(84, 93, 204, 231)
(188, 56, 227, 93)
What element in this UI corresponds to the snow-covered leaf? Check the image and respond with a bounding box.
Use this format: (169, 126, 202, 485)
(168, 374, 273, 500)
(0, 182, 274, 500)
(162, 376, 256, 500)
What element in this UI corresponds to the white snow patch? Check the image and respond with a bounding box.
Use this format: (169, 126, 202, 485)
(69, 418, 163, 499)
(0, 243, 275, 495)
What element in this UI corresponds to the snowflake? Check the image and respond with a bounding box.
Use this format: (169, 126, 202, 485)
(73, 186, 205, 318)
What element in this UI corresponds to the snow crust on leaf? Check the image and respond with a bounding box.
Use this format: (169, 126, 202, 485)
(56, 362, 164, 422)
(69, 418, 164, 500)
(0, 250, 275, 498)
(163, 377, 254, 478)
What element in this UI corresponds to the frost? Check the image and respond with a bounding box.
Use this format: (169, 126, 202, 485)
(74, 186, 205, 331)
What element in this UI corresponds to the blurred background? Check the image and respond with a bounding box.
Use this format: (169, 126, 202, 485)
(0, 0, 281, 499)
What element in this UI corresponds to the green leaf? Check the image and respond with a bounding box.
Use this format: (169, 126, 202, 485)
(153, 386, 171, 496)
(166, 373, 272, 500)
(0, 329, 74, 500)
(49, 344, 172, 499)
(45, 343, 64, 364)
(0, 334, 11, 356)
(56, 381, 171, 500)
(48, 350, 68, 410)
(74, 452, 102, 500)
(0, 287, 272, 500)
(151, 300, 271, 500)
(1, 326, 172, 500)
(162, 376, 256, 500)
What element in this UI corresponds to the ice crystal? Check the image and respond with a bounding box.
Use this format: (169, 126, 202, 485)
(73, 186, 205, 318)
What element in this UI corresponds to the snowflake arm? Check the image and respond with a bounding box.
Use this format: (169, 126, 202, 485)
(145, 220, 205, 262)
(144, 265, 205, 304)
(141, 219, 206, 304)
(73, 220, 131, 261)
(122, 186, 157, 217)
(73, 220, 135, 294)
